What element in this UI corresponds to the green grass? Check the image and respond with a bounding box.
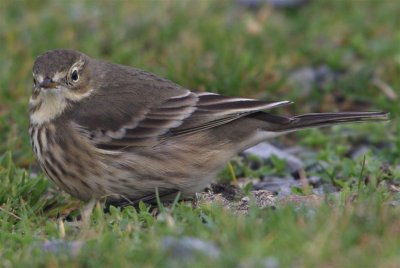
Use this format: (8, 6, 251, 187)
(1, 0, 400, 267)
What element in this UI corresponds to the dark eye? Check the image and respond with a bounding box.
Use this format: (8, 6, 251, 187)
(33, 77, 37, 85)
(71, 70, 79, 81)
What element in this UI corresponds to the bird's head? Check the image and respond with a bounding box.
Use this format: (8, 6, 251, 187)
(32, 49, 94, 99)
(30, 49, 94, 125)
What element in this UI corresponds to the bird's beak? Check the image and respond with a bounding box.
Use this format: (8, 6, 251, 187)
(39, 77, 58, 89)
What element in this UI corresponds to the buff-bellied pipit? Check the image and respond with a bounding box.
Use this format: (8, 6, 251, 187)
(29, 49, 388, 205)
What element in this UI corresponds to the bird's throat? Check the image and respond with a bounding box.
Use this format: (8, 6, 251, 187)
(29, 91, 69, 125)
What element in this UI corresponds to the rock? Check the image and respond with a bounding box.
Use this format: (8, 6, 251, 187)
(347, 145, 371, 159)
(253, 176, 301, 194)
(287, 67, 315, 97)
(244, 142, 304, 173)
(161, 236, 220, 260)
(239, 256, 280, 268)
(40, 240, 83, 256)
(308, 175, 321, 185)
(237, 0, 265, 10)
(262, 256, 280, 268)
(266, 0, 308, 8)
(237, 0, 308, 9)
(388, 200, 400, 207)
(288, 65, 342, 97)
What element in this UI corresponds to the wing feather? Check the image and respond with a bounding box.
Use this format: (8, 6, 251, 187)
(68, 67, 291, 151)
(171, 94, 291, 135)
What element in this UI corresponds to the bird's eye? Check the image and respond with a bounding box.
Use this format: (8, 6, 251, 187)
(71, 70, 79, 81)
(33, 77, 37, 85)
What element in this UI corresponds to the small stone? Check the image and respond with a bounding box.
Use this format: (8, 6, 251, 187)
(288, 65, 342, 97)
(161, 236, 220, 260)
(253, 176, 301, 193)
(349, 145, 371, 159)
(244, 142, 304, 173)
(40, 240, 83, 256)
(266, 0, 308, 8)
(388, 200, 400, 207)
(287, 67, 315, 97)
(238, 0, 308, 10)
(241, 196, 250, 203)
(262, 256, 280, 268)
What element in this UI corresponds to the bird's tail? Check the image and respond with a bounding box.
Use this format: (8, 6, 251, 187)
(255, 111, 390, 132)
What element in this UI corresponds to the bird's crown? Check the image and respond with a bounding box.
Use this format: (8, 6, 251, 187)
(33, 49, 88, 77)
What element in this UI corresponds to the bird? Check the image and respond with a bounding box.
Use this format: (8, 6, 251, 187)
(29, 49, 389, 206)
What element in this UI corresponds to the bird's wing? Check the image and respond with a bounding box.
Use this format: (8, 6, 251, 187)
(171, 92, 291, 136)
(70, 72, 290, 151)
(72, 90, 290, 151)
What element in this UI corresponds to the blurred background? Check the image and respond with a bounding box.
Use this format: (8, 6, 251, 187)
(1, 0, 399, 171)
(2, 2, 400, 265)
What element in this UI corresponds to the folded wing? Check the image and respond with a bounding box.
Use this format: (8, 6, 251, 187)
(73, 90, 291, 151)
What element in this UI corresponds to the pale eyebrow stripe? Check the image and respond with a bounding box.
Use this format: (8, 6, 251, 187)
(53, 71, 67, 81)
(36, 74, 44, 83)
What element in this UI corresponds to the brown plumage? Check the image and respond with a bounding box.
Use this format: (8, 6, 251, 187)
(29, 49, 389, 205)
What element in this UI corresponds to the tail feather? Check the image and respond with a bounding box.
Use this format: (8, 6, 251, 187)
(257, 111, 390, 132)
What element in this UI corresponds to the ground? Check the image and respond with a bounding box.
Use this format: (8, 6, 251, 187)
(1, 1, 400, 267)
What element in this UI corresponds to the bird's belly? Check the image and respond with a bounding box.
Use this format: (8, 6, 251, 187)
(29, 123, 106, 201)
(29, 124, 233, 203)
